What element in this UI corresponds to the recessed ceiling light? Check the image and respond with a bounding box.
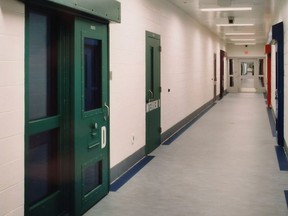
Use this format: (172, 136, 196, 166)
(230, 39, 256, 41)
(201, 7, 252, 12)
(216, 23, 254, 27)
(225, 33, 255, 36)
(234, 43, 256, 45)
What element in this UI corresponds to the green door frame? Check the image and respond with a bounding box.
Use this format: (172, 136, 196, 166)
(25, 3, 112, 216)
(24, 7, 73, 216)
(145, 31, 161, 155)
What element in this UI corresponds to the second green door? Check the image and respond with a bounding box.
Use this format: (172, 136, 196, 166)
(146, 32, 161, 154)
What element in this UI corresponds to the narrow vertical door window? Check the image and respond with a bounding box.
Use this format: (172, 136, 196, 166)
(84, 38, 102, 111)
(258, 59, 265, 88)
(28, 13, 57, 120)
(150, 47, 154, 97)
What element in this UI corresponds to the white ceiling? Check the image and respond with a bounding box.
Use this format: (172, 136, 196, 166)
(166, 0, 276, 45)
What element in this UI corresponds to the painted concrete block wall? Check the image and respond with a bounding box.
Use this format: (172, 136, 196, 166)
(109, 0, 225, 167)
(270, 0, 288, 142)
(0, 0, 25, 215)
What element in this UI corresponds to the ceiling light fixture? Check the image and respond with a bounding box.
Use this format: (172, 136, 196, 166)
(200, 7, 252, 12)
(225, 33, 255, 36)
(230, 39, 256, 41)
(234, 43, 256, 45)
(216, 23, 254, 27)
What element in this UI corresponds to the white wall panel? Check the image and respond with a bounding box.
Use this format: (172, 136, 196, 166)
(0, 0, 24, 215)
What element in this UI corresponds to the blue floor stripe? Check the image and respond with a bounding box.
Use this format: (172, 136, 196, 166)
(110, 156, 155, 192)
(284, 191, 288, 208)
(275, 146, 288, 171)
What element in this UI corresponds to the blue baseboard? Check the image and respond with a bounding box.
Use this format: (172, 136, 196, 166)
(110, 147, 145, 183)
(275, 146, 288, 171)
(284, 191, 288, 208)
(110, 156, 155, 192)
(267, 107, 276, 137)
(161, 98, 216, 145)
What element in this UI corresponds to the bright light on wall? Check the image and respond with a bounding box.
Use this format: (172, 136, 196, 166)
(225, 33, 255, 36)
(230, 39, 256, 41)
(217, 23, 254, 27)
(234, 43, 256, 45)
(201, 7, 252, 12)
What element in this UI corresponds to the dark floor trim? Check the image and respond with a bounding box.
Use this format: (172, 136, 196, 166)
(110, 156, 155, 192)
(283, 139, 288, 160)
(275, 146, 288, 171)
(267, 107, 277, 137)
(284, 191, 288, 208)
(110, 147, 145, 183)
(161, 98, 215, 145)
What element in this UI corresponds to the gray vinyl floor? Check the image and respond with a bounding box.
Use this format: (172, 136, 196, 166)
(84, 93, 288, 216)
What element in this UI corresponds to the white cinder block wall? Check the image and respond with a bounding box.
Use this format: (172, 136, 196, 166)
(0, 0, 25, 215)
(109, 0, 226, 167)
(270, 0, 288, 143)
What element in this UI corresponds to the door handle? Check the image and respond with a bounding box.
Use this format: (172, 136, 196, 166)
(149, 89, 154, 99)
(101, 126, 106, 149)
(104, 103, 110, 118)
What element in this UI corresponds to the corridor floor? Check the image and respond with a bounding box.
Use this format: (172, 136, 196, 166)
(84, 93, 288, 216)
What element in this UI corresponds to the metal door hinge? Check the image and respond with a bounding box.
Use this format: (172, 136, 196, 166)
(159, 86, 162, 93)
(159, 46, 162, 52)
(159, 127, 162, 133)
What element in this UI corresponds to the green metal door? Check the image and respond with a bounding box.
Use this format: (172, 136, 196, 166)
(74, 18, 110, 215)
(146, 32, 161, 154)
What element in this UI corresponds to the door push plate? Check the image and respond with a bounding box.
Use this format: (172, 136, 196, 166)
(101, 126, 107, 149)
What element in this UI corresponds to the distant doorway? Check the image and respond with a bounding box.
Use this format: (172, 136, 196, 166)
(227, 58, 266, 93)
(240, 60, 256, 92)
(213, 53, 217, 102)
(219, 50, 226, 99)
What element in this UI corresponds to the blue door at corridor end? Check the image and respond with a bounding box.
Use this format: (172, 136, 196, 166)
(272, 22, 284, 146)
